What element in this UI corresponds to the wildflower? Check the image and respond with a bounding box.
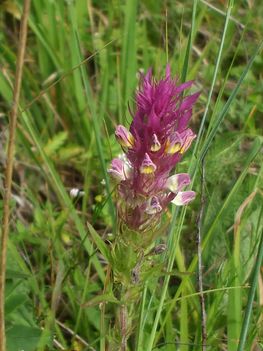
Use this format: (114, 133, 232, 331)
(70, 188, 85, 198)
(115, 125, 135, 149)
(108, 155, 132, 181)
(109, 66, 199, 232)
(108, 158, 126, 181)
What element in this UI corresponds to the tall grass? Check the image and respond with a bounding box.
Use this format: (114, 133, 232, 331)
(0, 0, 262, 350)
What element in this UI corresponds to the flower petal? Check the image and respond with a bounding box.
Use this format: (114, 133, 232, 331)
(145, 196, 162, 215)
(179, 91, 200, 112)
(108, 158, 126, 181)
(165, 173, 191, 193)
(171, 191, 196, 206)
(115, 125, 135, 148)
(150, 134, 161, 152)
(179, 129, 196, 154)
(140, 153, 156, 174)
(165, 132, 182, 154)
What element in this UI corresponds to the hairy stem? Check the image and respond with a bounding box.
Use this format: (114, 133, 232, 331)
(0, 1, 31, 350)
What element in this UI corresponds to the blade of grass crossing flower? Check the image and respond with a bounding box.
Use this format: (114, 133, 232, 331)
(146, 206, 187, 351)
(181, 0, 198, 83)
(237, 204, 263, 351)
(146, 4, 198, 347)
(192, 0, 233, 158)
(189, 26, 246, 184)
(151, 30, 261, 351)
(199, 40, 263, 161)
(206, 27, 246, 137)
(187, 8, 234, 341)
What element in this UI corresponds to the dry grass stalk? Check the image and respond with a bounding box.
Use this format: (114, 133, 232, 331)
(0, 1, 31, 350)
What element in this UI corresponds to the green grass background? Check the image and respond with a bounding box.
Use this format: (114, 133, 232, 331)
(0, 0, 262, 350)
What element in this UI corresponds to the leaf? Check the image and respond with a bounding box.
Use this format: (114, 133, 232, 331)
(81, 292, 119, 308)
(43, 131, 68, 157)
(57, 145, 83, 161)
(6, 325, 44, 351)
(5, 294, 28, 315)
(87, 222, 112, 264)
(6, 269, 30, 280)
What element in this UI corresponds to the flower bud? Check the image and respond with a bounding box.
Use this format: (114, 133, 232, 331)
(150, 134, 161, 152)
(108, 158, 126, 181)
(115, 125, 135, 148)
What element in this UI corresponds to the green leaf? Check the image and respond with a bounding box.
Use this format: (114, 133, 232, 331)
(6, 269, 30, 280)
(82, 292, 119, 308)
(43, 131, 68, 157)
(87, 222, 112, 264)
(5, 294, 28, 316)
(6, 325, 44, 351)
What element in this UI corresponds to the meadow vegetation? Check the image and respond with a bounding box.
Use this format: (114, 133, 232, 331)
(0, 0, 262, 350)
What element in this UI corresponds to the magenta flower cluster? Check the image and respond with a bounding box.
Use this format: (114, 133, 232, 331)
(108, 66, 199, 232)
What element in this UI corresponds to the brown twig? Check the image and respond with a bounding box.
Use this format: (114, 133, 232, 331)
(55, 319, 97, 351)
(0, 1, 31, 350)
(196, 158, 207, 351)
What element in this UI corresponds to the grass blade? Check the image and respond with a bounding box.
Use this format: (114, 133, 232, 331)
(20, 110, 105, 282)
(199, 40, 263, 161)
(237, 204, 263, 351)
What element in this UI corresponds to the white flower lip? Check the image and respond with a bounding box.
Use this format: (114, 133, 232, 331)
(165, 173, 191, 193)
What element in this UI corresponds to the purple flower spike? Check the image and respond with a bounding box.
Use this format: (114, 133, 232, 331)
(115, 125, 135, 148)
(109, 66, 199, 231)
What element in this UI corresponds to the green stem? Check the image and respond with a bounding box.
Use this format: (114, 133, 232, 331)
(237, 204, 263, 351)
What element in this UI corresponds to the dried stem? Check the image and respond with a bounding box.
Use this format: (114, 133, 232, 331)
(196, 158, 207, 351)
(120, 304, 128, 351)
(55, 319, 97, 351)
(0, 1, 31, 350)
